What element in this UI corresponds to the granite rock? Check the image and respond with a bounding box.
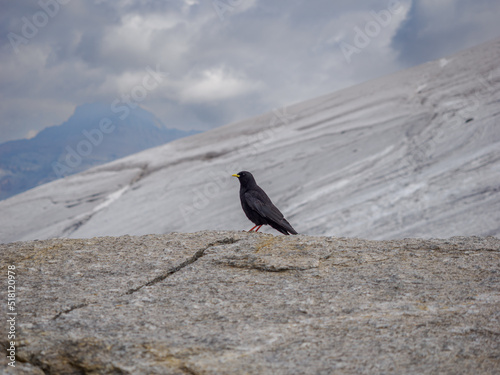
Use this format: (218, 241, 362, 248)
(1, 231, 499, 374)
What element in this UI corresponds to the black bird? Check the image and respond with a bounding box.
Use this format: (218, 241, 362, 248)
(232, 171, 298, 235)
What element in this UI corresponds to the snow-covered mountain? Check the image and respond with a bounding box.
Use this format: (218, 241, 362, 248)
(1, 39, 499, 243)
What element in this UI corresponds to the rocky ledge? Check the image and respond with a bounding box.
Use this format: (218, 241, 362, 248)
(1, 231, 499, 374)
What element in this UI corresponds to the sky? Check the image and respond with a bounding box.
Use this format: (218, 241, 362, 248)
(1, 0, 500, 144)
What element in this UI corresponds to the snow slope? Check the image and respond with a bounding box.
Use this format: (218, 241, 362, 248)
(1, 39, 499, 243)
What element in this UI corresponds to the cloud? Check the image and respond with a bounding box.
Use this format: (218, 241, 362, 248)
(392, 0, 500, 66)
(26, 129, 38, 139)
(178, 67, 264, 103)
(0, 0, 499, 143)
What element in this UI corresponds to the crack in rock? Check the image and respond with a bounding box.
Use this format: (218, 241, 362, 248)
(52, 302, 89, 321)
(217, 253, 318, 272)
(125, 237, 240, 295)
(51, 237, 239, 320)
(220, 260, 315, 273)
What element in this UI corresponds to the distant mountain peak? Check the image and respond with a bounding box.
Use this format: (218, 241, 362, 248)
(0, 103, 199, 201)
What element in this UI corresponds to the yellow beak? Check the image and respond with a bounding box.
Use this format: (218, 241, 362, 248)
(232, 174, 240, 178)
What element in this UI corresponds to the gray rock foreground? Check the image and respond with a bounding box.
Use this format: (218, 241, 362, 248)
(1, 231, 499, 374)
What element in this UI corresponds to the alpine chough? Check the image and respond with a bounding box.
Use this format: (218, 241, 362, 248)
(232, 171, 298, 235)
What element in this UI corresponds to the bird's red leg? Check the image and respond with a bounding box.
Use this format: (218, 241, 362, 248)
(255, 225, 263, 232)
(248, 225, 258, 232)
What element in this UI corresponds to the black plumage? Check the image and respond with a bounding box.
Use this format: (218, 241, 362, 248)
(232, 171, 298, 235)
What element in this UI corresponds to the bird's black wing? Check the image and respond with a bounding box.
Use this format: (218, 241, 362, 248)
(244, 190, 298, 235)
(244, 190, 284, 221)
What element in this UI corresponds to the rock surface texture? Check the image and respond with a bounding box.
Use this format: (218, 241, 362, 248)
(1, 231, 499, 374)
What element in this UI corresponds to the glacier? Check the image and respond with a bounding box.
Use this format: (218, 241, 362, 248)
(1, 39, 499, 243)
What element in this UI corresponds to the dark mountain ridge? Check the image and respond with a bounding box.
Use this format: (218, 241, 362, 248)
(0, 102, 198, 200)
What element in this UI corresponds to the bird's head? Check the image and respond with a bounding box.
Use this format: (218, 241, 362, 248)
(232, 171, 256, 186)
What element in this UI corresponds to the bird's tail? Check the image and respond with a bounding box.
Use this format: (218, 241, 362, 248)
(272, 218, 298, 235)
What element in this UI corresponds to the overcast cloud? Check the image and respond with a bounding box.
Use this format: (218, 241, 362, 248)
(1, 0, 499, 143)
